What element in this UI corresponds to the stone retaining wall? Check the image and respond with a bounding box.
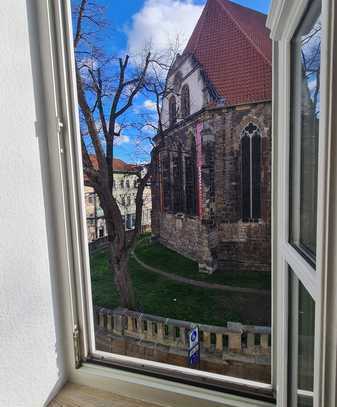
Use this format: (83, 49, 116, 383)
(94, 307, 271, 382)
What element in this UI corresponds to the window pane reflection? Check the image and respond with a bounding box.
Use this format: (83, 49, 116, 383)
(290, 3, 321, 264)
(289, 270, 315, 407)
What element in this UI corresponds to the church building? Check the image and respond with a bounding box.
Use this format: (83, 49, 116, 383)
(151, 0, 272, 273)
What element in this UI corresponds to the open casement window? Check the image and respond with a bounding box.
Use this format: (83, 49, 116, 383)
(38, 0, 337, 404)
(40, 1, 273, 405)
(269, 0, 337, 405)
(286, 4, 322, 405)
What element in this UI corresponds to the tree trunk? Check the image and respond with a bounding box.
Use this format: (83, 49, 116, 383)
(99, 190, 136, 310)
(108, 243, 136, 310)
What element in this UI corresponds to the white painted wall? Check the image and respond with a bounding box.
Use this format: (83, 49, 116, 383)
(162, 56, 207, 129)
(0, 1, 66, 406)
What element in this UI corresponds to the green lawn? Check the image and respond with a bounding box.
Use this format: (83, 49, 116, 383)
(135, 238, 271, 290)
(90, 247, 271, 327)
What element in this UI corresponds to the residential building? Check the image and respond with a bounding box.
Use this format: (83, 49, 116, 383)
(152, 0, 272, 273)
(84, 158, 151, 242)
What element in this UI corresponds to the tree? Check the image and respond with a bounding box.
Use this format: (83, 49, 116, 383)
(73, 0, 179, 310)
(73, 0, 152, 309)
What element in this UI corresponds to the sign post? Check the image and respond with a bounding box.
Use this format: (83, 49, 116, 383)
(187, 326, 200, 369)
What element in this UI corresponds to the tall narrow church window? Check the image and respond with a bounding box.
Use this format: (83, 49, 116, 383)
(161, 156, 171, 211)
(172, 152, 184, 213)
(169, 96, 177, 126)
(185, 137, 197, 215)
(241, 123, 261, 221)
(181, 84, 190, 118)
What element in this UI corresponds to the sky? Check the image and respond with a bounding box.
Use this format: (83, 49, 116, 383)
(74, 0, 271, 163)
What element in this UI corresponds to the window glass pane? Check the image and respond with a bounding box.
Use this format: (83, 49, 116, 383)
(71, 0, 272, 388)
(290, 2, 321, 264)
(289, 270, 315, 407)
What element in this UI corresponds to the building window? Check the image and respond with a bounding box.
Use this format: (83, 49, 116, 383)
(133, 179, 137, 188)
(161, 155, 171, 211)
(120, 179, 124, 189)
(185, 143, 197, 216)
(241, 123, 261, 222)
(181, 84, 190, 118)
(98, 227, 104, 238)
(126, 214, 132, 229)
(126, 179, 130, 189)
(169, 95, 177, 126)
(172, 153, 184, 213)
(127, 196, 131, 206)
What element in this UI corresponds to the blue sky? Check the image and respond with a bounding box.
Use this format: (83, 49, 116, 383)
(75, 0, 271, 163)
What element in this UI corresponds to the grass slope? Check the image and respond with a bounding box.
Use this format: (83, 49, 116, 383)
(135, 238, 271, 290)
(90, 247, 271, 327)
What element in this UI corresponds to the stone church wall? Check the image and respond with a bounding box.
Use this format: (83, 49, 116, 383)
(214, 102, 272, 272)
(151, 102, 272, 274)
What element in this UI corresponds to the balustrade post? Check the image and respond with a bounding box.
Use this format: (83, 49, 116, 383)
(99, 310, 105, 329)
(203, 331, 211, 350)
(216, 333, 223, 352)
(157, 322, 165, 342)
(113, 313, 124, 335)
(106, 313, 113, 331)
(228, 333, 241, 352)
(180, 327, 187, 347)
(127, 316, 133, 333)
(247, 333, 255, 350)
(261, 334, 269, 350)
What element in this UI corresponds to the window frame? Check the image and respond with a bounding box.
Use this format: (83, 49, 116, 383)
(268, 0, 337, 406)
(35, 0, 337, 405)
(36, 0, 275, 404)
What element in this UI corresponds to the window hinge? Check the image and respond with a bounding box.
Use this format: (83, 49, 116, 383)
(73, 324, 82, 369)
(57, 116, 65, 154)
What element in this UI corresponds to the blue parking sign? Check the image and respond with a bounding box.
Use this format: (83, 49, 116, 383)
(188, 326, 200, 367)
(188, 327, 199, 349)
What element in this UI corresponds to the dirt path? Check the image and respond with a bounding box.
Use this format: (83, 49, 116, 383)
(131, 250, 271, 296)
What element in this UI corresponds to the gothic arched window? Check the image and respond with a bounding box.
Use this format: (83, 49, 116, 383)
(241, 123, 261, 222)
(185, 138, 197, 216)
(181, 84, 190, 118)
(169, 95, 177, 126)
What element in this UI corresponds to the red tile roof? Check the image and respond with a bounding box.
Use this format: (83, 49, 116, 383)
(89, 155, 140, 172)
(183, 0, 272, 106)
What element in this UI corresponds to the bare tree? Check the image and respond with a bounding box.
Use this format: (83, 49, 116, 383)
(73, 0, 180, 310)
(74, 0, 154, 309)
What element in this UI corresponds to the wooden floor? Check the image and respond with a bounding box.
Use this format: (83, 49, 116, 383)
(49, 383, 161, 407)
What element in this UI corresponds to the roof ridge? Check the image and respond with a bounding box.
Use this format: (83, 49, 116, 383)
(214, 0, 272, 66)
(184, 1, 209, 55)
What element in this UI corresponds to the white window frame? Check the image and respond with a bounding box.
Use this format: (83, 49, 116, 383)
(34, 0, 337, 405)
(267, 0, 337, 406)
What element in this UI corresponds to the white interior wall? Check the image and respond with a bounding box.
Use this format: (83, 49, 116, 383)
(0, 1, 66, 406)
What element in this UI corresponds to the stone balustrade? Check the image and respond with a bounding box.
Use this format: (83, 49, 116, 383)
(95, 307, 271, 362)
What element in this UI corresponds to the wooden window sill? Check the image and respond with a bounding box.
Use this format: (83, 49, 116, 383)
(49, 383, 161, 407)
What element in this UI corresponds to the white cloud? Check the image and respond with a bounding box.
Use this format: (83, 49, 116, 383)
(143, 99, 157, 111)
(114, 134, 130, 145)
(127, 0, 203, 58)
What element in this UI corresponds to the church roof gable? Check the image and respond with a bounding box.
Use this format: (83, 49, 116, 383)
(183, 0, 272, 106)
